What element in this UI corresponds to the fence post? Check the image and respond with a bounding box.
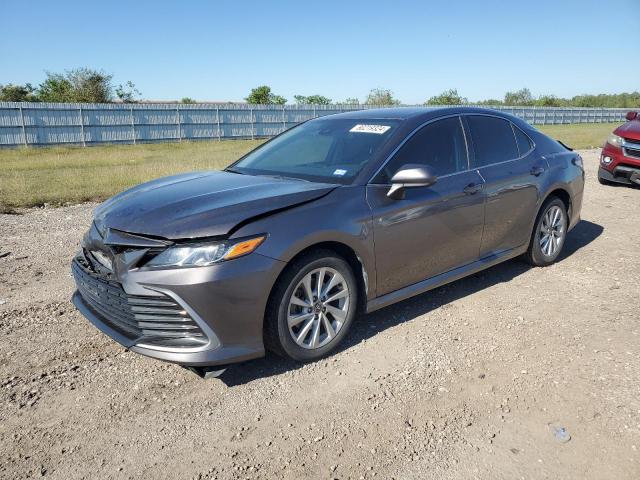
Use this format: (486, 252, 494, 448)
(176, 105, 181, 142)
(78, 105, 86, 147)
(250, 107, 254, 140)
(313, 105, 316, 119)
(282, 105, 286, 132)
(18, 105, 28, 146)
(130, 105, 136, 144)
(216, 105, 221, 141)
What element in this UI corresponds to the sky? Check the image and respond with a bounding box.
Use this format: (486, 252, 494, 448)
(1, 0, 639, 104)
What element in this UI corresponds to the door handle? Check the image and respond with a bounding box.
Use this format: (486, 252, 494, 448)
(463, 183, 482, 195)
(530, 166, 545, 176)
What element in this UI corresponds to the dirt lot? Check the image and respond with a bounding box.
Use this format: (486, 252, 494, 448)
(0, 149, 638, 480)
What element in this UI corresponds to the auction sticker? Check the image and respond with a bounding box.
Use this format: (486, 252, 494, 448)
(349, 124, 391, 134)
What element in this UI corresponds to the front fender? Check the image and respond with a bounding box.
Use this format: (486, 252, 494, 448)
(232, 186, 377, 299)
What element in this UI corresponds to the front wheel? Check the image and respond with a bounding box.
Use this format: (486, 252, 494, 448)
(524, 197, 568, 266)
(264, 250, 358, 362)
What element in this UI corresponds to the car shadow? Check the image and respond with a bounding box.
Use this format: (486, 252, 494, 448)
(218, 220, 603, 387)
(603, 181, 640, 190)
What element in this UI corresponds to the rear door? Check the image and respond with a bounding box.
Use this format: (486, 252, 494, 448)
(367, 116, 486, 296)
(465, 115, 546, 257)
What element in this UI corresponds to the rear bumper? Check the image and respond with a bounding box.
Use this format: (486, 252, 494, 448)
(72, 252, 287, 367)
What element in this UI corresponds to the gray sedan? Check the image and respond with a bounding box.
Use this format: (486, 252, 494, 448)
(71, 107, 585, 377)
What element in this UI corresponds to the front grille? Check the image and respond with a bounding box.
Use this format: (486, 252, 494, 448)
(623, 138, 640, 159)
(72, 256, 208, 348)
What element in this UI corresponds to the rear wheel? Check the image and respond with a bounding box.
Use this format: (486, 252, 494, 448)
(264, 250, 358, 362)
(524, 197, 568, 266)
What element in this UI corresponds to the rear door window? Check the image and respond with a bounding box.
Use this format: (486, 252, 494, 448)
(467, 115, 519, 167)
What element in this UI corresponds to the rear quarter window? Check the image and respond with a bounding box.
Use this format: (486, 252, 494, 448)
(512, 124, 533, 156)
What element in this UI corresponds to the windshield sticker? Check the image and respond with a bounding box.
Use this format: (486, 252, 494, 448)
(349, 124, 391, 134)
(333, 169, 347, 176)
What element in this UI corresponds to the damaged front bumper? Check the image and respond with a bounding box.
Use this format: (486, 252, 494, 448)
(71, 243, 286, 367)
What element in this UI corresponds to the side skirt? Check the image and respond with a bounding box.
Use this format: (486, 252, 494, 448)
(366, 245, 527, 313)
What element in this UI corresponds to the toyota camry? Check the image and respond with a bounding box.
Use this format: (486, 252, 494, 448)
(71, 107, 585, 377)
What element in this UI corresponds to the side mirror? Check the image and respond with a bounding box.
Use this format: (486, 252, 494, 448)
(387, 164, 437, 199)
(626, 111, 638, 121)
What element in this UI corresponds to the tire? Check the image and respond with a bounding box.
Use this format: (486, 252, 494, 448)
(264, 250, 358, 362)
(524, 197, 568, 267)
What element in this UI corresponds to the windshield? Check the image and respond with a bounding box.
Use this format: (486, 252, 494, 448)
(229, 118, 400, 184)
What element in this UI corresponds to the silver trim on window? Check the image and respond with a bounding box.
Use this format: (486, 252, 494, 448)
(367, 112, 537, 185)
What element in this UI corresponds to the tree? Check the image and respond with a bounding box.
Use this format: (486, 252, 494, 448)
(364, 88, 400, 106)
(0, 83, 38, 102)
(67, 68, 113, 103)
(535, 95, 563, 107)
(181, 97, 196, 104)
(37, 74, 74, 102)
(245, 85, 287, 105)
(293, 94, 332, 105)
(424, 88, 468, 105)
(475, 98, 503, 105)
(115, 81, 141, 103)
(342, 97, 360, 105)
(38, 68, 114, 103)
(504, 88, 534, 106)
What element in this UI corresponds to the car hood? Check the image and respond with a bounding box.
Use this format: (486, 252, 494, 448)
(615, 121, 640, 141)
(94, 171, 337, 240)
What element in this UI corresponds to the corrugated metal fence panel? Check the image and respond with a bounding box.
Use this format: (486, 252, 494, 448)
(0, 102, 630, 147)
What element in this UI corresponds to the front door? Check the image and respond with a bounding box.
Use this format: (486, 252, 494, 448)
(367, 116, 486, 296)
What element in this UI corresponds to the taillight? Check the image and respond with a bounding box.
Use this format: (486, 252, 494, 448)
(572, 156, 584, 169)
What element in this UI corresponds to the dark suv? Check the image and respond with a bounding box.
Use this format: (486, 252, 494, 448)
(72, 107, 585, 377)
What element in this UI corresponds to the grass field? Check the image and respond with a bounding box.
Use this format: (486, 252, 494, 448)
(0, 140, 264, 212)
(536, 122, 614, 150)
(0, 122, 619, 211)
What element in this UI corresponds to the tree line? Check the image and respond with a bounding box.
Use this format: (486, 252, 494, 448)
(246, 86, 640, 108)
(0, 68, 140, 103)
(244, 86, 402, 106)
(424, 88, 640, 108)
(2, 73, 639, 108)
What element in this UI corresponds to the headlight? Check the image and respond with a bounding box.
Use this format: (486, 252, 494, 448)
(607, 133, 624, 148)
(145, 235, 266, 268)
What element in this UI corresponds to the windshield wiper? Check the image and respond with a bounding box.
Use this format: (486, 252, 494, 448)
(259, 174, 310, 182)
(225, 168, 245, 175)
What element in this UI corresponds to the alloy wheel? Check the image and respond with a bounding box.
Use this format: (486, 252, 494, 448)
(539, 205, 566, 257)
(287, 267, 350, 349)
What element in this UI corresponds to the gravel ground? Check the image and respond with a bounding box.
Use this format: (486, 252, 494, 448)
(0, 149, 638, 480)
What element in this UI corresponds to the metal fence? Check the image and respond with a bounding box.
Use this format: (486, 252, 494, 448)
(0, 102, 629, 148)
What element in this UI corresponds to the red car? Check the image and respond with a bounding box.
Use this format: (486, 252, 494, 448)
(599, 111, 640, 186)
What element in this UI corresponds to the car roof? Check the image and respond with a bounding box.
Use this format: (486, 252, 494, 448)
(325, 106, 520, 125)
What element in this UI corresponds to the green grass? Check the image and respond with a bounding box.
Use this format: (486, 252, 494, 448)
(0, 122, 621, 211)
(535, 122, 619, 150)
(0, 140, 264, 211)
